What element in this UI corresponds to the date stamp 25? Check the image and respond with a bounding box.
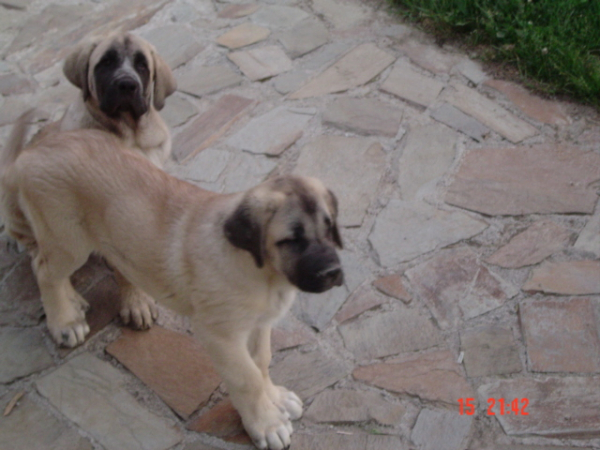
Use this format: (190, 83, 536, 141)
(458, 398, 529, 416)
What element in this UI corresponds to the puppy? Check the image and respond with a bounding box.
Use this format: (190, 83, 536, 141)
(0, 115, 343, 450)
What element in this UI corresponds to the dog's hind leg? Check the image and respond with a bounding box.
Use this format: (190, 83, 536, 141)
(32, 243, 91, 347)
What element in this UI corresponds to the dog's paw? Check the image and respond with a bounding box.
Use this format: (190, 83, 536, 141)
(244, 397, 293, 450)
(48, 318, 90, 348)
(269, 385, 303, 421)
(120, 288, 158, 329)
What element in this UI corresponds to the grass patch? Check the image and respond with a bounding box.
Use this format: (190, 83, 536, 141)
(389, 0, 600, 107)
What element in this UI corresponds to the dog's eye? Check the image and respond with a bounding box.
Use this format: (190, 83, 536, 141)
(324, 216, 332, 229)
(98, 50, 119, 68)
(134, 53, 149, 73)
(276, 237, 308, 252)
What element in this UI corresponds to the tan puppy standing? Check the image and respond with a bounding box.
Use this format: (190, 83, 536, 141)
(0, 115, 344, 450)
(38, 32, 178, 337)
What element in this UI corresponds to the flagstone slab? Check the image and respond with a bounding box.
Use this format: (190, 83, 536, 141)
(271, 348, 351, 399)
(486, 220, 572, 268)
(106, 326, 221, 418)
(397, 123, 458, 200)
(334, 285, 386, 324)
(369, 200, 488, 267)
(0, 327, 53, 383)
(173, 94, 254, 162)
(0, 395, 93, 450)
(339, 308, 443, 360)
(445, 144, 600, 215)
(380, 61, 445, 108)
(272, 314, 315, 352)
(294, 135, 387, 227)
(291, 433, 404, 450)
(354, 350, 474, 405)
(520, 298, 600, 373)
(485, 79, 570, 126)
(411, 408, 473, 450)
(161, 94, 198, 128)
(523, 260, 600, 295)
(217, 23, 270, 49)
(227, 105, 313, 155)
(36, 353, 182, 450)
(574, 207, 600, 257)
(218, 3, 260, 19)
(372, 273, 411, 303)
(323, 97, 403, 137)
(461, 326, 522, 377)
(228, 45, 292, 81)
(305, 389, 405, 425)
(187, 398, 251, 446)
(454, 59, 488, 85)
(478, 377, 600, 438)
(177, 65, 243, 98)
(250, 5, 310, 29)
(444, 82, 538, 142)
(221, 151, 279, 193)
(405, 248, 518, 330)
(0, 258, 43, 327)
(312, 0, 371, 30)
(290, 43, 396, 99)
(430, 103, 491, 141)
(397, 40, 461, 74)
(278, 18, 329, 58)
(0, 72, 36, 96)
(142, 25, 205, 69)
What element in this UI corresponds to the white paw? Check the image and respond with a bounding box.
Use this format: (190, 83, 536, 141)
(243, 397, 293, 450)
(120, 288, 158, 329)
(48, 318, 90, 348)
(270, 385, 303, 421)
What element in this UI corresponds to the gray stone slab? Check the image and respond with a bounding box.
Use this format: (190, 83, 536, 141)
(430, 103, 491, 141)
(250, 5, 310, 29)
(369, 200, 488, 267)
(227, 106, 313, 155)
(323, 97, 403, 137)
(339, 308, 443, 360)
(175, 148, 231, 184)
(177, 65, 243, 98)
(221, 151, 279, 193)
(161, 94, 198, 128)
(228, 45, 293, 81)
(312, 0, 370, 30)
(398, 123, 458, 200)
(574, 203, 600, 257)
(271, 348, 351, 399)
(305, 389, 405, 425)
(411, 408, 473, 450)
(461, 326, 522, 377)
(142, 25, 204, 69)
(454, 59, 488, 85)
(216, 23, 270, 49)
(380, 61, 445, 108)
(278, 18, 329, 58)
(0, 395, 93, 450)
(294, 135, 387, 227)
(478, 377, 600, 438)
(0, 327, 53, 383)
(290, 43, 396, 99)
(291, 433, 404, 450)
(36, 353, 182, 450)
(444, 81, 538, 143)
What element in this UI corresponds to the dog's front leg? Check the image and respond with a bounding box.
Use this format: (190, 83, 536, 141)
(202, 330, 293, 450)
(249, 326, 303, 421)
(114, 270, 158, 329)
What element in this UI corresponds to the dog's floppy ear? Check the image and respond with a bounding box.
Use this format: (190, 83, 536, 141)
(224, 188, 284, 268)
(327, 189, 343, 249)
(151, 49, 176, 111)
(63, 39, 99, 100)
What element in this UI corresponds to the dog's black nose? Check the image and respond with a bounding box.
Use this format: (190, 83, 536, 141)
(322, 266, 344, 287)
(118, 79, 138, 94)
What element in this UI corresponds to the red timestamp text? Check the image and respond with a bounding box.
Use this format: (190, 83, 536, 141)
(458, 398, 529, 416)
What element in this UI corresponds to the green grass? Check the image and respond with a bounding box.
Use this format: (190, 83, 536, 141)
(389, 0, 600, 107)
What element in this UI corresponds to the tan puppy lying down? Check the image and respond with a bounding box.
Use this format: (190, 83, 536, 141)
(0, 114, 343, 450)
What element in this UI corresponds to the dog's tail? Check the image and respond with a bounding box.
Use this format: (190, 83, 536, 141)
(0, 109, 34, 169)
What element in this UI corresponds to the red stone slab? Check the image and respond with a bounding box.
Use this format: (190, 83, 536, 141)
(523, 260, 600, 295)
(187, 398, 252, 446)
(106, 326, 221, 418)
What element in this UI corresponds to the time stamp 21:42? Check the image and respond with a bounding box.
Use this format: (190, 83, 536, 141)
(458, 398, 529, 416)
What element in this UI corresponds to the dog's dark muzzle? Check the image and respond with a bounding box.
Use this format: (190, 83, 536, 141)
(292, 245, 344, 293)
(100, 76, 148, 119)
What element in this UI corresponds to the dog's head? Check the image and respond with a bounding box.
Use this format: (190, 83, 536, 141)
(63, 33, 177, 120)
(224, 176, 344, 293)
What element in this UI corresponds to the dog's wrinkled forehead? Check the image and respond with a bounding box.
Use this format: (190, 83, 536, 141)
(270, 177, 336, 222)
(89, 34, 153, 74)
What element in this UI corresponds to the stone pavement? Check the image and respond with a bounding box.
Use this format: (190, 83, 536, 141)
(1, 0, 599, 449)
